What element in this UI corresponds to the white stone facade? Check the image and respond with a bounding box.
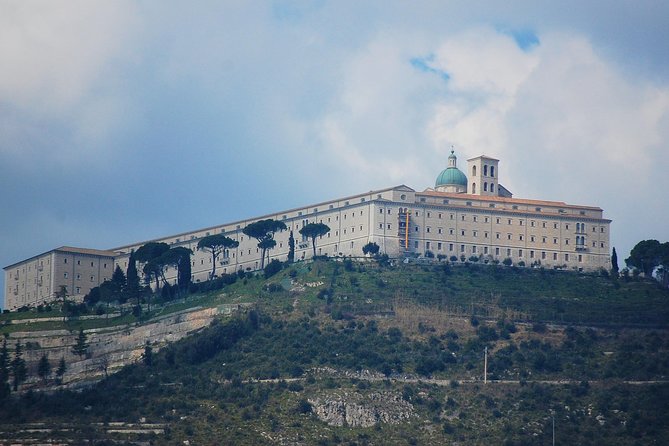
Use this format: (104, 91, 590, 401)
(4, 154, 612, 310)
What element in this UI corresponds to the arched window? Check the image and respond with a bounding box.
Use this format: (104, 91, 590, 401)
(490, 166, 495, 177)
(576, 223, 580, 232)
(484, 182, 488, 192)
(484, 165, 488, 176)
(490, 184, 495, 193)
(472, 165, 477, 176)
(472, 182, 476, 194)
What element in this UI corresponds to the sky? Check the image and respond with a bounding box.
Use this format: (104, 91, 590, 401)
(1, 1, 668, 307)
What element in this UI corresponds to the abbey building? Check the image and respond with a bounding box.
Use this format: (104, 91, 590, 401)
(3, 152, 611, 310)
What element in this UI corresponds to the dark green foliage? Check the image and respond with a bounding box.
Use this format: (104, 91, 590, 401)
(502, 258, 513, 266)
(264, 259, 283, 279)
(197, 234, 238, 279)
(611, 247, 619, 275)
(0, 339, 10, 398)
(242, 219, 287, 268)
(56, 357, 66, 384)
(11, 342, 27, 391)
(625, 239, 668, 277)
(362, 242, 380, 256)
(72, 329, 89, 358)
(299, 223, 330, 257)
(143, 343, 153, 367)
(126, 249, 140, 300)
(288, 230, 295, 263)
(37, 353, 51, 381)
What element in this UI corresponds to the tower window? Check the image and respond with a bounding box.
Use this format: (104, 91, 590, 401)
(484, 182, 488, 192)
(472, 165, 477, 176)
(491, 184, 495, 193)
(490, 166, 495, 177)
(472, 183, 476, 194)
(483, 165, 488, 176)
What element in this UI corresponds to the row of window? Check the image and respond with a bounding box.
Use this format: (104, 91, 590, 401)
(421, 241, 585, 262)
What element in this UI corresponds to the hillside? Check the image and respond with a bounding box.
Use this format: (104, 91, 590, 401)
(1, 259, 668, 445)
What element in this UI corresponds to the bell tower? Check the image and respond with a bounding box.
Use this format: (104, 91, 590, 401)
(467, 155, 499, 196)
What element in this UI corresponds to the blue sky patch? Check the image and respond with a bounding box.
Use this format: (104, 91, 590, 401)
(498, 26, 540, 51)
(410, 55, 450, 81)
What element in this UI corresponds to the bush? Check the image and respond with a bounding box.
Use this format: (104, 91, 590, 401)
(264, 259, 283, 278)
(425, 250, 435, 258)
(450, 256, 458, 262)
(502, 258, 513, 266)
(295, 399, 312, 414)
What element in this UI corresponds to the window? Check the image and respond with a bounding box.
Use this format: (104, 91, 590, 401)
(461, 230, 466, 236)
(76, 274, 81, 280)
(449, 243, 454, 251)
(449, 229, 454, 235)
(460, 245, 465, 253)
(473, 231, 478, 237)
(438, 213, 442, 219)
(553, 253, 558, 260)
(90, 276, 95, 282)
(379, 223, 383, 229)
(565, 254, 569, 261)
(414, 241, 419, 248)
(484, 182, 488, 192)
(491, 184, 495, 193)
(77, 260, 80, 265)
(466, 201, 472, 206)
(554, 223, 558, 229)
(473, 216, 478, 222)
(490, 166, 495, 177)
(64, 272, 68, 279)
(530, 236, 535, 242)
(530, 251, 535, 259)
(554, 238, 558, 244)
(64, 258, 67, 264)
(600, 242, 605, 248)
(462, 215, 466, 221)
(484, 232, 489, 238)
(472, 246, 477, 253)
(495, 247, 500, 256)
(76, 287, 81, 294)
(438, 243, 442, 250)
(438, 228, 443, 234)
(484, 246, 488, 254)
(496, 218, 501, 224)
(507, 249, 511, 256)
(426, 227, 431, 233)
(426, 242, 431, 249)
(427, 212, 431, 217)
(565, 224, 570, 230)
(379, 209, 383, 214)
(387, 224, 391, 229)
(508, 219, 512, 225)
(565, 239, 569, 245)
(542, 252, 546, 260)
(519, 235, 524, 241)
(472, 165, 477, 176)
(507, 234, 512, 240)
(484, 165, 488, 176)
(496, 233, 500, 239)
(472, 182, 477, 194)
(519, 249, 523, 257)
(415, 226, 419, 232)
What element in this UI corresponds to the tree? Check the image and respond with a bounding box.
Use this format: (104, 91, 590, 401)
(362, 242, 380, 257)
(135, 242, 170, 296)
(56, 357, 66, 384)
(288, 231, 295, 263)
(72, 328, 89, 358)
(611, 247, 619, 276)
(626, 240, 662, 277)
(197, 234, 238, 279)
(143, 342, 153, 367)
(299, 223, 331, 258)
(242, 219, 287, 269)
(11, 342, 27, 391)
(37, 353, 51, 382)
(111, 265, 126, 291)
(0, 339, 10, 398)
(126, 249, 140, 300)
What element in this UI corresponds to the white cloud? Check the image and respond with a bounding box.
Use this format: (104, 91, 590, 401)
(0, 0, 140, 163)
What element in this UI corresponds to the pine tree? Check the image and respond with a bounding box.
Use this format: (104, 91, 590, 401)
(72, 329, 89, 358)
(56, 357, 66, 384)
(11, 342, 27, 391)
(38, 353, 51, 382)
(288, 230, 295, 263)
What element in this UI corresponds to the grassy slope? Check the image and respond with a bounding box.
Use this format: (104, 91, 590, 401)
(1, 260, 668, 445)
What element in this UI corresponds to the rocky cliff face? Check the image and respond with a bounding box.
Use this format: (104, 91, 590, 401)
(309, 391, 415, 427)
(6, 305, 248, 389)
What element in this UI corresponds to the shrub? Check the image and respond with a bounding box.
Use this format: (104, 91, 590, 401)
(450, 256, 458, 262)
(502, 258, 513, 266)
(425, 250, 435, 258)
(264, 259, 283, 278)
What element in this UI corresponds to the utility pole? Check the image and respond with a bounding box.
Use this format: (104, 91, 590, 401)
(484, 346, 488, 384)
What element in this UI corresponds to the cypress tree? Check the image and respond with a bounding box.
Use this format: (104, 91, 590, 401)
(56, 357, 67, 384)
(0, 339, 10, 398)
(37, 353, 51, 382)
(126, 249, 139, 297)
(288, 230, 295, 263)
(11, 342, 27, 391)
(72, 329, 89, 358)
(611, 247, 619, 275)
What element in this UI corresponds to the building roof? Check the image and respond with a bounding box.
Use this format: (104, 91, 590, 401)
(418, 189, 603, 211)
(435, 167, 467, 187)
(4, 246, 116, 270)
(467, 154, 499, 161)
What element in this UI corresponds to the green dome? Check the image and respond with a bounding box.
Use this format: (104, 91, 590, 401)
(435, 167, 467, 188)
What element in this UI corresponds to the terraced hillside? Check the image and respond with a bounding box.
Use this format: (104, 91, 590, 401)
(1, 259, 668, 445)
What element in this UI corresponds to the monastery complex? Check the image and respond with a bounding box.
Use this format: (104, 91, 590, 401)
(4, 152, 611, 310)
